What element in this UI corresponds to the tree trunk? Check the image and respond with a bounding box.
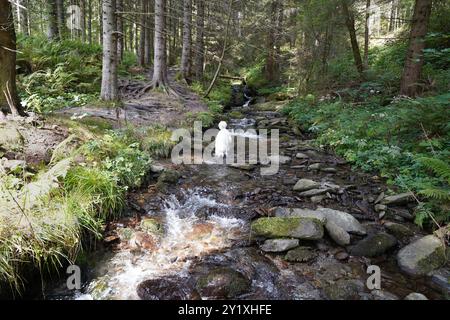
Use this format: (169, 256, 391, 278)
(47, 0, 60, 40)
(138, 0, 147, 66)
(144, 0, 153, 65)
(193, 0, 205, 80)
(100, 0, 118, 101)
(16, 0, 29, 36)
(400, 0, 433, 97)
(80, 0, 86, 42)
(56, 0, 65, 39)
(152, 0, 168, 86)
(117, 0, 124, 61)
(341, 0, 364, 78)
(364, 0, 370, 69)
(0, 0, 25, 117)
(265, 0, 279, 84)
(181, 0, 192, 82)
(88, 0, 92, 44)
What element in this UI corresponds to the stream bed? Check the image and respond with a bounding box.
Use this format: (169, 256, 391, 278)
(45, 103, 448, 300)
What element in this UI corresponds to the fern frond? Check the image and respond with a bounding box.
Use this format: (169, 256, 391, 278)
(419, 187, 450, 201)
(419, 157, 450, 183)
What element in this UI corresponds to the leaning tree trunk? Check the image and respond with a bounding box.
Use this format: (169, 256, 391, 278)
(47, 0, 59, 40)
(399, 0, 433, 97)
(0, 0, 25, 117)
(341, 0, 365, 78)
(193, 0, 205, 80)
(100, 0, 118, 101)
(180, 0, 192, 82)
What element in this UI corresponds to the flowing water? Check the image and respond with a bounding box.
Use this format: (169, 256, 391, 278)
(46, 104, 447, 300)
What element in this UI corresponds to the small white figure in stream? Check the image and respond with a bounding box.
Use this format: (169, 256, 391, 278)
(215, 121, 232, 161)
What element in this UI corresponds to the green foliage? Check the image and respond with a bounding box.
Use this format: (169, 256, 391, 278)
(283, 93, 450, 227)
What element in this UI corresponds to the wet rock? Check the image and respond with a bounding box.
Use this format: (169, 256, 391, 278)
(393, 208, 414, 221)
(251, 217, 324, 240)
(375, 192, 385, 204)
(260, 239, 299, 252)
(299, 188, 329, 197)
(285, 247, 316, 262)
(323, 279, 365, 300)
(140, 218, 163, 235)
(295, 152, 309, 159)
(129, 231, 158, 251)
(317, 208, 366, 235)
(397, 235, 447, 276)
(325, 220, 351, 246)
(155, 169, 181, 191)
(117, 227, 134, 241)
(429, 268, 450, 294)
(349, 233, 397, 257)
(370, 290, 399, 300)
(137, 277, 199, 300)
(404, 292, 428, 300)
(196, 267, 251, 299)
(384, 222, 414, 240)
(292, 179, 320, 192)
(186, 223, 215, 241)
(381, 192, 415, 205)
(268, 155, 291, 164)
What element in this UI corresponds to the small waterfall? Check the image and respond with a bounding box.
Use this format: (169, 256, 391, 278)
(72, 189, 245, 300)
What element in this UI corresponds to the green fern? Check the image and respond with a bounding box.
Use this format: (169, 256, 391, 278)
(419, 187, 450, 201)
(419, 157, 450, 183)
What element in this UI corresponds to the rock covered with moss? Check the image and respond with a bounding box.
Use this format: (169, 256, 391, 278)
(251, 217, 324, 240)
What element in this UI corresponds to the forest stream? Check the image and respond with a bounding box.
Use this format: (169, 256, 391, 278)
(44, 100, 447, 300)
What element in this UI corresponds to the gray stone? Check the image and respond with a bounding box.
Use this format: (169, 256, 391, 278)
(321, 167, 337, 173)
(308, 163, 321, 170)
(260, 239, 299, 252)
(295, 152, 309, 159)
(317, 208, 366, 235)
(381, 192, 415, 205)
(311, 195, 326, 204)
(404, 293, 428, 300)
(285, 247, 316, 262)
(150, 164, 165, 173)
(251, 217, 324, 240)
(275, 207, 327, 223)
(429, 268, 450, 294)
(349, 233, 397, 257)
(293, 179, 320, 192)
(374, 204, 387, 212)
(196, 267, 251, 299)
(384, 222, 415, 240)
(268, 155, 291, 164)
(0, 158, 26, 173)
(325, 220, 351, 246)
(397, 235, 447, 276)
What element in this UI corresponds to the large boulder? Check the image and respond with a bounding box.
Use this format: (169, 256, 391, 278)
(404, 292, 428, 300)
(195, 267, 251, 299)
(397, 235, 447, 276)
(317, 208, 366, 235)
(260, 239, 299, 252)
(274, 207, 326, 223)
(251, 217, 324, 240)
(349, 233, 397, 257)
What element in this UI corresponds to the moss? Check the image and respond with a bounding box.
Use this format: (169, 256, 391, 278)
(251, 217, 323, 239)
(228, 111, 244, 119)
(417, 244, 447, 274)
(196, 267, 250, 298)
(140, 218, 163, 236)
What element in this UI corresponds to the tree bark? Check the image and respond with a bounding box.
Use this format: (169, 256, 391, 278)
(364, 0, 371, 69)
(144, 0, 153, 65)
(265, 0, 279, 84)
(47, 0, 60, 40)
(138, 0, 147, 66)
(88, 0, 92, 44)
(117, 0, 124, 61)
(181, 0, 192, 82)
(341, 0, 365, 78)
(0, 0, 25, 117)
(100, 0, 119, 101)
(16, 0, 29, 36)
(193, 0, 205, 80)
(400, 0, 433, 96)
(80, 0, 86, 42)
(56, 0, 65, 39)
